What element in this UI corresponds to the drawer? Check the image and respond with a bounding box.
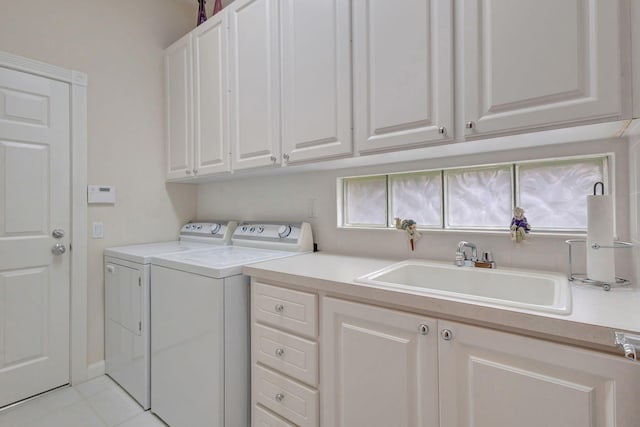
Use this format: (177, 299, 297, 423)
(254, 404, 296, 427)
(253, 282, 318, 338)
(254, 323, 318, 387)
(254, 364, 319, 427)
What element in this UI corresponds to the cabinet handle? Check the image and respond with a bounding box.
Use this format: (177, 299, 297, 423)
(193, 169, 198, 175)
(282, 153, 290, 162)
(270, 156, 277, 162)
(275, 348, 285, 357)
(438, 126, 446, 135)
(441, 329, 453, 341)
(418, 324, 429, 335)
(466, 121, 475, 129)
(275, 393, 285, 403)
(275, 304, 284, 313)
(185, 170, 192, 175)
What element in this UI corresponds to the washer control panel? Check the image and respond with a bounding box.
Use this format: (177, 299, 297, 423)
(232, 222, 313, 252)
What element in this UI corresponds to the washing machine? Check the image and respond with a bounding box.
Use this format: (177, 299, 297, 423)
(103, 221, 237, 409)
(149, 222, 313, 427)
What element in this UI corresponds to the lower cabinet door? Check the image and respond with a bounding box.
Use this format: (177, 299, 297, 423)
(438, 321, 640, 427)
(321, 297, 439, 427)
(254, 404, 296, 427)
(253, 364, 319, 427)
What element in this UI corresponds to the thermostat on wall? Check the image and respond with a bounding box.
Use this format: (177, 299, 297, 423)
(88, 185, 116, 204)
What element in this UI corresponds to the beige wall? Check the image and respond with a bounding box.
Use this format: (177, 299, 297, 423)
(0, 0, 199, 365)
(197, 138, 633, 284)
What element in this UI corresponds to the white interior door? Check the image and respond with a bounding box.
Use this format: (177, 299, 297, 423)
(0, 66, 70, 408)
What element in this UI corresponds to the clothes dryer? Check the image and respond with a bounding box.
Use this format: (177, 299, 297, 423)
(103, 221, 236, 409)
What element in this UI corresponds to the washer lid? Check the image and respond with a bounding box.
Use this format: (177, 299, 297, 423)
(151, 246, 305, 278)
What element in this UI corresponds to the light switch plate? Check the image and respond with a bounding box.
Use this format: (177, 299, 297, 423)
(92, 222, 104, 239)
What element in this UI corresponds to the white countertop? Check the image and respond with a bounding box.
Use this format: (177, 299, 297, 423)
(244, 252, 640, 352)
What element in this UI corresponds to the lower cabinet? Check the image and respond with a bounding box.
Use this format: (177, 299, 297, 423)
(438, 321, 640, 427)
(251, 281, 319, 427)
(250, 281, 640, 427)
(321, 297, 439, 427)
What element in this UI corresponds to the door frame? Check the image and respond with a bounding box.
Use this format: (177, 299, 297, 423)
(0, 51, 88, 385)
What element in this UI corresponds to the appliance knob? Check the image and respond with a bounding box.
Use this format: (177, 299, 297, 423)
(241, 226, 248, 232)
(278, 225, 292, 238)
(210, 223, 221, 234)
(249, 226, 256, 233)
(257, 226, 264, 233)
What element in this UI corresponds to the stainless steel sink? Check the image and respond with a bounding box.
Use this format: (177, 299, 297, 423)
(356, 260, 571, 314)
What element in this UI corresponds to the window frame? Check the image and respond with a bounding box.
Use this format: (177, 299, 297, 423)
(337, 154, 612, 234)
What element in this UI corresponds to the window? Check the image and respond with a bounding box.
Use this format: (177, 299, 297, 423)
(339, 155, 608, 232)
(389, 172, 442, 228)
(445, 166, 513, 229)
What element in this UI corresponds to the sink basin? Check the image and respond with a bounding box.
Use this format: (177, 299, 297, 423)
(356, 260, 571, 314)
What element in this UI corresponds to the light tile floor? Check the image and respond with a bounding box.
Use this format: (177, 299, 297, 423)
(0, 376, 166, 427)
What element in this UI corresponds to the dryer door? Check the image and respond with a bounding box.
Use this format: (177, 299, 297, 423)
(105, 261, 142, 336)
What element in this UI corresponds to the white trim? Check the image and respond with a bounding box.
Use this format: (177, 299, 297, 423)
(87, 361, 105, 380)
(70, 70, 88, 385)
(0, 51, 89, 385)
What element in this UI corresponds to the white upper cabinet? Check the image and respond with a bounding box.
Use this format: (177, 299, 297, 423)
(462, 0, 624, 137)
(353, 0, 453, 154)
(193, 13, 230, 176)
(228, 0, 281, 171)
(165, 34, 193, 180)
(280, 0, 352, 164)
(165, 13, 229, 181)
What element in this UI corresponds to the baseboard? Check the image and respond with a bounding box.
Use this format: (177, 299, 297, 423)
(87, 360, 105, 379)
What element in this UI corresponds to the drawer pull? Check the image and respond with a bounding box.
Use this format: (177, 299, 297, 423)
(275, 348, 285, 357)
(275, 393, 285, 403)
(275, 304, 284, 313)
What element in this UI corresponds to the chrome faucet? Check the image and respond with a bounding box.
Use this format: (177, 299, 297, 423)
(455, 241, 497, 268)
(455, 241, 478, 267)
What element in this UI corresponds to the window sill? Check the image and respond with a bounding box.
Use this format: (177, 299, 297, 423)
(337, 226, 587, 240)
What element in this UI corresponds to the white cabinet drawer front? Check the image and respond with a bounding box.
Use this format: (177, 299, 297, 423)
(254, 365, 319, 427)
(254, 404, 296, 427)
(254, 323, 318, 386)
(253, 282, 318, 338)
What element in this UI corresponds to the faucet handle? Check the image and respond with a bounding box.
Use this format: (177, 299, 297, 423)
(455, 250, 465, 267)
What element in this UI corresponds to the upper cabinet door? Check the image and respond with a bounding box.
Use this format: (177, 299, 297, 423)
(228, 0, 281, 171)
(280, 0, 352, 164)
(165, 34, 193, 180)
(463, 0, 624, 137)
(353, 0, 453, 154)
(193, 13, 230, 176)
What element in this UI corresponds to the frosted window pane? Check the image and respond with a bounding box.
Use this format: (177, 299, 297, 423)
(518, 159, 604, 230)
(344, 176, 387, 226)
(390, 172, 442, 227)
(446, 167, 512, 228)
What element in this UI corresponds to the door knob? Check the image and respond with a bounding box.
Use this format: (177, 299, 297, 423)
(52, 229, 65, 239)
(51, 243, 66, 255)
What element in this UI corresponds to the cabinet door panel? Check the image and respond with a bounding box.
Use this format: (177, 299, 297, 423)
(281, 0, 352, 163)
(193, 14, 229, 175)
(322, 297, 438, 427)
(165, 34, 193, 179)
(439, 321, 640, 427)
(353, 0, 453, 153)
(228, 0, 281, 170)
(463, 0, 623, 136)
